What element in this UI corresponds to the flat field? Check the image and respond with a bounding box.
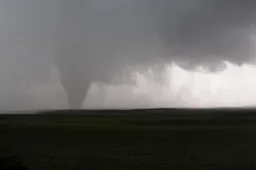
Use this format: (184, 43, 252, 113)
(1, 109, 256, 170)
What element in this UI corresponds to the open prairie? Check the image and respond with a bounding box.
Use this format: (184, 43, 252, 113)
(1, 109, 256, 170)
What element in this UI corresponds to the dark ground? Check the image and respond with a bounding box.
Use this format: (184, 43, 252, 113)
(1, 108, 256, 170)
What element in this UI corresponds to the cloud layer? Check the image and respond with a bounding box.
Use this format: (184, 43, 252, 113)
(1, 0, 256, 109)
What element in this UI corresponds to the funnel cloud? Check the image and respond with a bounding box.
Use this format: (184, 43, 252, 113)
(1, 0, 256, 109)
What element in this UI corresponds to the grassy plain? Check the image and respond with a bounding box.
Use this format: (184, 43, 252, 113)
(1, 109, 256, 170)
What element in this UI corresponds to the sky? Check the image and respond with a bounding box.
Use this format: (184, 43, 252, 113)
(1, 0, 256, 110)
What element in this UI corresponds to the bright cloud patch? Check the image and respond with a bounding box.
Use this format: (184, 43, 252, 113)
(83, 61, 256, 109)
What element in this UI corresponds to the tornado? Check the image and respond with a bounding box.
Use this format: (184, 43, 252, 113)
(55, 0, 90, 109)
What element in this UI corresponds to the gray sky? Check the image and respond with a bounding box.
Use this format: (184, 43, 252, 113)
(1, 0, 256, 109)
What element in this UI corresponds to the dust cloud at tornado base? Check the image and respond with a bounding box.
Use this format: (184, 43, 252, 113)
(1, 0, 256, 110)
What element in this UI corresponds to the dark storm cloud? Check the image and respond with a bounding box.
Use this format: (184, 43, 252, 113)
(56, 0, 256, 68)
(156, 0, 256, 64)
(1, 0, 256, 109)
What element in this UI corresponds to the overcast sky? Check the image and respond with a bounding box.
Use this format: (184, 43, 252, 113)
(1, 0, 256, 110)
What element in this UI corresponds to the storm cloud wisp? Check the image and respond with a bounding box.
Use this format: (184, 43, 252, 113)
(1, 0, 256, 110)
